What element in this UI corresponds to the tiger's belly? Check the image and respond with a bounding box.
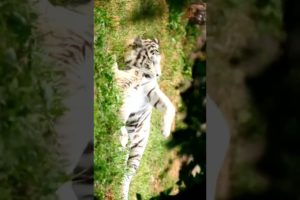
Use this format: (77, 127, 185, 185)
(124, 86, 148, 113)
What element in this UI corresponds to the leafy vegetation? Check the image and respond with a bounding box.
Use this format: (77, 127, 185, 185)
(0, 0, 66, 199)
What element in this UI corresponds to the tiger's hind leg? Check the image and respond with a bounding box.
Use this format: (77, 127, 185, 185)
(119, 106, 131, 148)
(121, 113, 151, 200)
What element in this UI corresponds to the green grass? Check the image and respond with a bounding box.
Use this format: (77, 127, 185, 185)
(94, 0, 195, 199)
(94, 4, 126, 200)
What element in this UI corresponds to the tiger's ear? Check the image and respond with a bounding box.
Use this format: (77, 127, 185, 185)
(133, 37, 143, 47)
(153, 38, 160, 45)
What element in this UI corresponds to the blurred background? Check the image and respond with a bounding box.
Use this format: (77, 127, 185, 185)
(209, 0, 300, 199)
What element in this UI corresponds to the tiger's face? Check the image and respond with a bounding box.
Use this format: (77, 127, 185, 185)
(125, 37, 162, 79)
(142, 38, 162, 78)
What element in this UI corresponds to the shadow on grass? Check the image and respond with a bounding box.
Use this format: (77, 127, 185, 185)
(130, 0, 198, 21)
(131, 0, 165, 21)
(232, 2, 300, 199)
(210, 1, 300, 199)
(151, 56, 206, 200)
(166, 0, 192, 12)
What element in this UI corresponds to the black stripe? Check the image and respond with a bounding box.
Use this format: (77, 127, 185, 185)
(138, 112, 151, 126)
(128, 154, 140, 160)
(126, 115, 142, 127)
(135, 122, 143, 129)
(147, 88, 155, 98)
(134, 50, 143, 66)
(135, 113, 144, 123)
(154, 100, 160, 108)
(127, 119, 139, 126)
(129, 113, 135, 117)
(140, 54, 146, 66)
(135, 125, 143, 133)
(127, 123, 137, 128)
(131, 138, 144, 150)
(145, 49, 151, 59)
(125, 60, 132, 65)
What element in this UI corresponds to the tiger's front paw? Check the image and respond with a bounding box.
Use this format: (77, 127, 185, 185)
(162, 126, 171, 138)
(162, 116, 175, 138)
(120, 135, 128, 148)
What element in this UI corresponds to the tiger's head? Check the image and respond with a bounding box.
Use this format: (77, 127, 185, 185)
(125, 37, 162, 79)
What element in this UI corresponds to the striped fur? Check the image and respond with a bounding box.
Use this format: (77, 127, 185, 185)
(113, 61, 147, 148)
(113, 38, 162, 148)
(118, 37, 176, 200)
(30, 0, 93, 199)
(113, 62, 143, 92)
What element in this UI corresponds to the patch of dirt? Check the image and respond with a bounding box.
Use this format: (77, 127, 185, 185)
(167, 151, 184, 195)
(168, 154, 182, 179)
(105, 187, 114, 200)
(149, 150, 183, 195)
(152, 174, 162, 193)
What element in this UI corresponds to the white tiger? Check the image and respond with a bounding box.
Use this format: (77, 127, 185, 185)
(30, 0, 93, 199)
(117, 37, 176, 200)
(112, 46, 162, 148)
